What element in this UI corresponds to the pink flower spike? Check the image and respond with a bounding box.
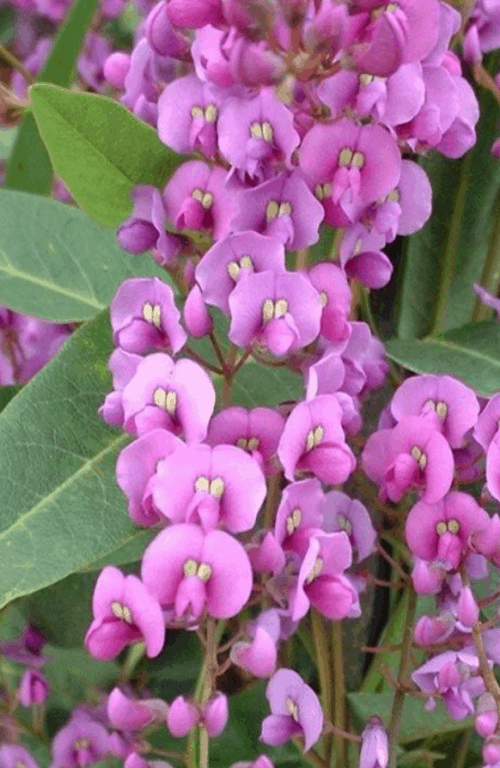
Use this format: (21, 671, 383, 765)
(229, 270, 323, 358)
(196, 232, 286, 315)
(141, 524, 253, 620)
(85, 566, 165, 661)
(167, 696, 199, 737)
(121, 353, 215, 441)
(261, 669, 323, 752)
(149, 443, 266, 533)
(110, 277, 186, 356)
(202, 692, 229, 737)
(206, 406, 285, 477)
(362, 415, 454, 503)
(390, 374, 480, 448)
(116, 429, 183, 528)
(359, 717, 389, 768)
(278, 395, 356, 484)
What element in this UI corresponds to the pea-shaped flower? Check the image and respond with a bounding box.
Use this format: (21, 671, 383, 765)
(260, 669, 323, 752)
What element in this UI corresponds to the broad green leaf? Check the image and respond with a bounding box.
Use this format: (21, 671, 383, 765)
(233, 360, 303, 408)
(386, 320, 500, 395)
(0, 311, 147, 610)
(44, 646, 118, 708)
(0, 386, 21, 413)
(31, 84, 183, 226)
(348, 692, 472, 743)
(78, 528, 154, 572)
(0, 128, 17, 160)
(5, 0, 99, 193)
(0, 190, 166, 322)
(397, 71, 500, 339)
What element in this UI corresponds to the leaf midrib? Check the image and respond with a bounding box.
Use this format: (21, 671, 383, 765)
(414, 336, 500, 366)
(0, 431, 129, 543)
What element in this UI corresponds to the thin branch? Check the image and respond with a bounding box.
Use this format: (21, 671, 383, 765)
(0, 44, 35, 84)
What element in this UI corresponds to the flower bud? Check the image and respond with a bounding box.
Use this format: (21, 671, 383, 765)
(483, 735, 500, 765)
(202, 692, 228, 737)
(457, 585, 479, 628)
(117, 221, 158, 254)
(103, 52, 130, 88)
(413, 614, 454, 646)
(411, 559, 445, 594)
(167, 0, 224, 28)
(18, 668, 49, 707)
(145, 1, 189, 58)
(475, 694, 498, 738)
(463, 24, 482, 64)
(183, 285, 213, 338)
(167, 696, 199, 737)
(359, 716, 389, 768)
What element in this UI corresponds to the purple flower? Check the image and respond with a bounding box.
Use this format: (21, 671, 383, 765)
(405, 492, 490, 570)
(218, 88, 300, 182)
(148, 443, 266, 533)
(339, 224, 393, 289)
(144, 1, 189, 58)
(158, 74, 220, 157)
(308, 263, 351, 342)
(167, 0, 223, 28)
(163, 161, 235, 240)
(362, 415, 454, 503)
(120, 353, 215, 440)
(300, 118, 401, 224)
(359, 717, 389, 768)
(231, 610, 280, 678)
(167, 696, 199, 736)
(412, 649, 485, 720)
(260, 668, 323, 752)
(116, 186, 182, 266)
(206, 406, 285, 476)
(322, 491, 377, 563)
(110, 277, 186, 356)
(141, 524, 253, 620)
(18, 667, 49, 706)
(98, 349, 142, 429)
(196, 232, 286, 315)
(51, 716, 110, 768)
(202, 692, 229, 737)
(228, 270, 323, 357)
(231, 171, 325, 250)
(390, 374, 480, 448)
(0, 623, 47, 666)
(85, 566, 165, 661)
(183, 285, 214, 338)
(278, 395, 356, 484)
(0, 746, 40, 768)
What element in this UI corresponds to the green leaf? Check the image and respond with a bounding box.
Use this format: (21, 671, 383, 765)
(386, 320, 500, 395)
(0, 386, 21, 413)
(348, 692, 471, 743)
(0, 311, 148, 610)
(233, 360, 303, 408)
(0, 190, 167, 322)
(44, 646, 118, 708)
(0, 128, 17, 161)
(397, 70, 500, 339)
(5, 0, 99, 194)
(31, 84, 183, 226)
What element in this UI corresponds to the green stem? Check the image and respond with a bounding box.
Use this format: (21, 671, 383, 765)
(472, 188, 500, 322)
(263, 472, 282, 529)
(311, 610, 333, 759)
(331, 621, 345, 767)
(387, 588, 417, 768)
(0, 43, 35, 84)
(456, 729, 472, 768)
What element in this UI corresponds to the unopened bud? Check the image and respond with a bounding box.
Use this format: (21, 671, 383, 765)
(202, 692, 229, 737)
(457, 586, 479, 628)
(167, 696, 199, 737)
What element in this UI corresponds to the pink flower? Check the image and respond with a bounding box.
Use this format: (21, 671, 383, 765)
(107, 688, 168, 731)
(141, 524, 253, 620)
(260, 668, 323, 752)
(359, 717, 389, 768)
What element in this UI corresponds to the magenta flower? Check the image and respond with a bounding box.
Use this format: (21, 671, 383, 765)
(206, 406, 285, 476)
(149, 443, 266, 533)
(167, 696, 199, 737)
(163, 161, 235, 240)
(218, 88, 300, 182)
(475, 694, 498, 738)
(339, 223, 393, 289)
(18, 667, 49, 706)
(191, 25, 236, 87)
(141, 524, 253, 620)
(0, 623, 47, 667)
(274, 479, 325, 550)
(362, 415, 454, 503)
(85, 566, 165, 661)
(278, 395, 356, 484)
(51, 717, 110, 768)
(229, 758, 274, 768)
(158, 74, 220, 157)
(231, 609, 280, 678)
(308, 263, 351, 342)
(183, 285, 213, 339)
(390, 374, 480, 448)
(231, 171, 325, 250)
(229, 270, 323, 357)
(116, 186, 182, 266)
(359, 717, 389, 768)
(300, 119, 401, 224)
(260, 668, 323, 752)
(121, 353, 215, 440)
(196, 232, 286, 315)
(288, 530, 356, 621)
(405, 492, 490, 571)
(412, 649, 485, 720)
(107, 688, 168, 731)
(144, 1, 189, 58)
(322, 491, 377, 563)
(167, 0, 223, 29)
(110, 277, 186, 356)
(352, 0, 441, 76)
(247, 531, 286, 576)
(0, 746, 40, 768)
(305, 348, 346, 400)
(98, 349, 142, 429)
(202, 692, 229, 737)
